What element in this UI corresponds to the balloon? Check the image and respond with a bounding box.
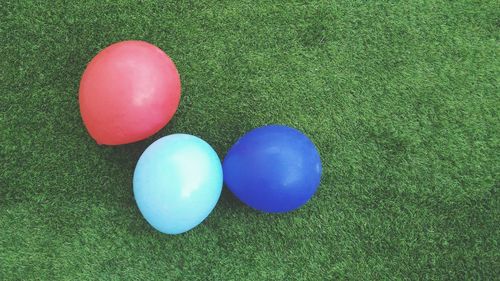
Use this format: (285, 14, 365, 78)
(133, 134, 223, 234)
(79, 40, 181, 145)
(223, 125, 322, 213)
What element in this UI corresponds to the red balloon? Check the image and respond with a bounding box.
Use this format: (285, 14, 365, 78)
(79, 41, 181, 145)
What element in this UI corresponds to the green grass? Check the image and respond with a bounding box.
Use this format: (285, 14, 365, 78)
(1, 0, 499, 280)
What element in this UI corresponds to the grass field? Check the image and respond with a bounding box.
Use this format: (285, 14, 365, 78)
(1, 1, 499, 280)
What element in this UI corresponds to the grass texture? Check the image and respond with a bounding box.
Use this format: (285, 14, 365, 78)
(1, 1, 499, 280)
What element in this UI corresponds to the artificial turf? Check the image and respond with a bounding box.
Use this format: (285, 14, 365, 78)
(1, 1, 499, 280)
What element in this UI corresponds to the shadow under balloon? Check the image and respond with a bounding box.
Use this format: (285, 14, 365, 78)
(217, 187, 247, 211)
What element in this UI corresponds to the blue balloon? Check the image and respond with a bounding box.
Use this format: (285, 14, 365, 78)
(133, 134, 223, 234)
(223, 125, 322, 213)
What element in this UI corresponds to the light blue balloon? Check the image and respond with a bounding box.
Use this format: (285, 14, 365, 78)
(133, 134, 223, 234)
